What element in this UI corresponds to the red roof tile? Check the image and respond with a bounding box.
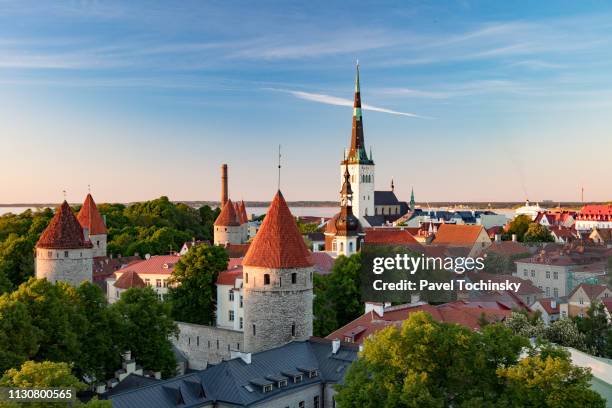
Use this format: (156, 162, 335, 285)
(364, 229, 421, 246)
(239, 200, 249, 224)
(36, 201, 93, 249)
(569, 283, 609, 301)
(217, 266, 243, 285)
(433, 224, 487, 245)
(114, 270, 146, 289)
(114, 255, 180, 275)
(534, 298, 560, 315)
(77, 193, 108, 235)
(214, 199, 241, 226)
(243, 190, 313, 269)
(486, 241, 530, 256)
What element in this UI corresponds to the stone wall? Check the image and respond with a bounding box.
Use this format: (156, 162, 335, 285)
(214, 225, 243, 246)
(90, 233, 107, 258)
(243, 265, 314, 353)
(173, 322, 244, 370)
(35, 248, 93, 286)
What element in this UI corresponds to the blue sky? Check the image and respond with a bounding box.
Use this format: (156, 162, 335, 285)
(1, 1, 611, 203)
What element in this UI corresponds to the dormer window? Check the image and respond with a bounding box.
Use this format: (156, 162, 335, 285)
(263, 384, 273, 393)
(294, 375, 303, 383)
(278, 379, 287, 388)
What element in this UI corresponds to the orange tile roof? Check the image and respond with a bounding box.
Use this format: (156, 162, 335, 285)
(364, 229, 420, 245)
(433, 224, 486, 245)
(485, 241, 530, 256)
(569, 283, 609, 301)
(77, 193, 108, 235)
(114, 270, 146, 289)
(217, 266, 243, 285)
(239, 200, 249, 224)
(36, 201, 93, 249)
(214, 199, 241, 226)
(243, 190, 313, 269)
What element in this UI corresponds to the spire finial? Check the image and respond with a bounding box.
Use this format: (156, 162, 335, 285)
(391, 178, 394, 192)
(62, 189, 67, 201)
(355, 60, 360, 93)
(87, 184, 91, 193)
(277, 144, 282, 191)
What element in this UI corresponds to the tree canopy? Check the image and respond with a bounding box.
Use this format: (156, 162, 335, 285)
(167, 244, 228, 325)
(335, 312, 605, 407)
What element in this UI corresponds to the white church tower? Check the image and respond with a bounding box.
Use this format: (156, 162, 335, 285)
(341, 64, 375, 224)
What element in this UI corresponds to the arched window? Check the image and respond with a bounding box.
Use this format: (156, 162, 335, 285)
(264, 274, 270, 285)
(291, 323, 296, 337)
(349, 242, 353, 252)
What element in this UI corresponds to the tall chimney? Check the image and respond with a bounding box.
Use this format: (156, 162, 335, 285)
(221, 164, 228, 208)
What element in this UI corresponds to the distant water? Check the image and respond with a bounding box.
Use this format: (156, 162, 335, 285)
(247, 206, 337, 218)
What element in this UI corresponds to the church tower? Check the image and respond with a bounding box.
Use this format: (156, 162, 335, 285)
(242, 191, 314, 353)
(77, 193, 107, 258)
(333, 165, 362, 256)
(341, 63, 375, 223)
(36, 201, 93, 286)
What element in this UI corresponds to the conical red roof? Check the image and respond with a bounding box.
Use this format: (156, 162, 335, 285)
(37, 201, 93, 249)
(239, 200, 249, 224)
(214, 199, 241, 226)
(243, 191, 313, 268)
(77, 193, 107, 235)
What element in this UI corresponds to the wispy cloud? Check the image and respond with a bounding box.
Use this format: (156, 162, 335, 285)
(268, 88, 426, 118)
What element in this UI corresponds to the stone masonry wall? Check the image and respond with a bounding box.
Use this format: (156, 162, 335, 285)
(173, 322, 244, 370)
(36, 248, 93, 286)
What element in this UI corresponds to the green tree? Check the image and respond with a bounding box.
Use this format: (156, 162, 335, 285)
(167, 245, 228, 325)
(504, 215, 531, 242)
(7, 279, 86, 367)
(504, 311, 545, 338)
(326, 254, 363, 327)
(74, 283, 123, 381)
(0, 297, 40, 373)
(0, 361, 111, 408)
(0, 234, 35, 289)
(497, 355, 605, 407)
(335, 312, 603, 407)
(523, 223, 554, 243)
(574, 302, 612, 357)
(544, 318, 586, 350)
(110, 287, 178, 378)
(312, 274, 338, 337)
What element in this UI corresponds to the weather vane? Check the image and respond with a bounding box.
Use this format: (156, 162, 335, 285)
(277, 144, 282, 191)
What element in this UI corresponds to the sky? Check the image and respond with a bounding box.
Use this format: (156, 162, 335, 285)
(1, 0, 611, 204)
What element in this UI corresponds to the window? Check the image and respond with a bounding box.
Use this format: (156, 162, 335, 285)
(116, 290, 120, 298)
(64, 251, 69, 258)
(240, 295, 243, 308)
(554, 288, 559, 298)
(156, 279, 162, 288)
(229, 310, 235, 321)
(239, 317, 243, 329)
(263, 384, 273, 393)
(553, 271, 558, 280)
(96, 240, 100, 247)
(252, 324, 256, 336)
(546, 271, 550, 279)
(208, 340, 210, 348)
(292, 273, 297, 284)
(523, 270, 528, 277)
(291, 323, 296, 337)
(216, 339, 219, 349)
(163, 279, 168, 288)
(47, 251, 52, 257)
(314, 396, 320, 408)
(245, 273, 248, 284)
(197, 336, 199, 346)
(546, 287, 550, 296)
(144, 279, 151, 286)
(264, 274, 270, 285)
(340, 242, 344, 252)
(278, 379, 287, 387)
(579, 297, 584, 305)
(531, 270, 535, 277)
(229, 291, 235, 301)
(310, 272, 313, 282)
(294, 375, 303, 383)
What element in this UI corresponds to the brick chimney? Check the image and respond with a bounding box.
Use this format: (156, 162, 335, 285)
(221, 164, 228, 207)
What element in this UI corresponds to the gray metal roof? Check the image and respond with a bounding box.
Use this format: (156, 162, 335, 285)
(108, 339, 358, 408)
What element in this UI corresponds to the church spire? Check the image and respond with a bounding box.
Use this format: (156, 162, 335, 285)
(410, 187, 415, 211)
(344, 62, 372, 165)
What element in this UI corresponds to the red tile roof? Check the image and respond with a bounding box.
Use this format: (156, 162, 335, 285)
(569, 283, 609, 301)
(238, 200, 249, 224)
(243, 190, 313, 269)
(534, 298, 560, 315)
(364, 229, 420, 245)
(114, 255, 180, 275)
(485, 241, 530, 256)
(36, 201, 93, 249)
(326, 301, 513, 344)
(114, 270, 146, 289)
(224, 243, 250, 258)
(309, 252, 335, 275)
(214, 199, 241, 226)
(77, 193, 108, 235)
(433, 224, 487, 245)
(217, 266, 243, 285)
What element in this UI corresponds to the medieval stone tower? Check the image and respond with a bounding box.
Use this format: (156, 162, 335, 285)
(341, 63, 375, 222)
(36, 201, 93, 286)
(213, 198, 243, 245)
(242, 190, 314, 353)
(77, 193, 108, 258)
